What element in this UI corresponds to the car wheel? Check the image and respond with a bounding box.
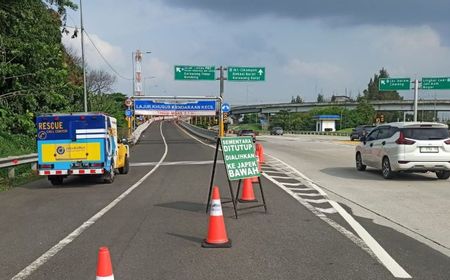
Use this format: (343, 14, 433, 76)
(435, 170, 450, 179)
(355, 152, 366, 171)
(119, 156, 129, 174)
(382, 157, 394, 179)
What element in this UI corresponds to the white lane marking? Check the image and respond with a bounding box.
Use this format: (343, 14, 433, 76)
(316, 207, 338, 214)
(268, 175, 293, 179)
(131, 160, 222, 167)
(329, 201, 412, 279)
(281, 182, 304, 187)
(304, 198, 329, 204)
(265, 154, 411, 279)
(294, 192, 322, 197)
(12, 122, 169, 280)
(178, 127, 411, 278)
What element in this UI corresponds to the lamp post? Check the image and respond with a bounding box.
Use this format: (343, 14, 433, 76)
(80, 0, 87, 112)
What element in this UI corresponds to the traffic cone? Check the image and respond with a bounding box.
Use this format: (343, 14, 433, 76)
(202, 186, 232, 248)
(256, 143, 265, 163)
(96, 247, 114, 280)
(238, 178, 257, 203)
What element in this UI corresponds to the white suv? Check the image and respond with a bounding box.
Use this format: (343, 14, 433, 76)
(355, 122, 450, 179)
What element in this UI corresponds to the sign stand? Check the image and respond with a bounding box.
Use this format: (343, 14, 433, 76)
(206, 137, 267, 218)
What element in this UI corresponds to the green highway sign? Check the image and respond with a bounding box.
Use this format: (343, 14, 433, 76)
(174, 65, 215, 81)
(379, 78, 411, 91)
(227, 66, 265, 81)
(221, 137, 260, 181)
(422, 77, 450, 90)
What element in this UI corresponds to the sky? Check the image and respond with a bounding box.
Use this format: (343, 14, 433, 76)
(63, 0, 450, 105)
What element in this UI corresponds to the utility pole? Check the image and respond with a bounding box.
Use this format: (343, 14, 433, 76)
(413, 79, 419, 122)
(80, 0, 88, 112)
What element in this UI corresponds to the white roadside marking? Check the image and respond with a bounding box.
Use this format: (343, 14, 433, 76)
(329, 201, 412, 278)
(265, 154, 411, 279)
(295, 193, 322, 197)
(316, 207, 338, 214)
(304, 198, 329, 204)
(178, 126, 410, 278)
(281, 182, 304, 187)
(12, 122, 169, 280)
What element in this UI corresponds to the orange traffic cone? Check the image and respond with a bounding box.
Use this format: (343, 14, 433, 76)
(257, 143, 265, 163)
(96, 247, 114, 280)
(239, 178, 257, 203)
(202, 186, 232, 248)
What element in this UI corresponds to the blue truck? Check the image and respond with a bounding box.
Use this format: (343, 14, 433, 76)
(36, 113, 130, 185)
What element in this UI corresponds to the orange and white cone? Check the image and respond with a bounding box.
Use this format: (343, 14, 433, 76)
(257, 143, 265, 164)
(202, 186, 232, 248)
(238, 178, 257, 203)
(96, 247, 114, 280)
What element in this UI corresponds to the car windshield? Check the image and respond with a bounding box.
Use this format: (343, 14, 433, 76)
(402, 128, 449, 140)
(273, 127, 282, 130)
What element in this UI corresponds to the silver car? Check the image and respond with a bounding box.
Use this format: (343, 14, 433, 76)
(355, 122, 450, 179)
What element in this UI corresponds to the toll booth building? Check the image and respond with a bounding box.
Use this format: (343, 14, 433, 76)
(314, 115, 341, 132)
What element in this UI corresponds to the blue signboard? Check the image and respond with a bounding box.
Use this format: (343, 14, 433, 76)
(134, 100, 217, 116)
(125, 109, 132, 117)
(221, 103, 230, 113)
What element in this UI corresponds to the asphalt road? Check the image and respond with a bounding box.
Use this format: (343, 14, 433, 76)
(0, 123, 447, 279)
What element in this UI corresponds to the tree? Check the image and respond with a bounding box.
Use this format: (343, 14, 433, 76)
(317, 93, 324, 103)
(363, 68, 403, 101)
(87, 69, 117, 94)
(291, 95, 303, 104)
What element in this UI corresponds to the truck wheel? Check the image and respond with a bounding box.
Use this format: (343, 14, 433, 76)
(49, 176, 63, 186)
(119, 157, 129, 174)
(103, 168, 115, 184)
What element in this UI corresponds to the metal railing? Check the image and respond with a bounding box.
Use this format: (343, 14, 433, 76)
(0, 153, 38, 179)
(178, 121, 218, 141)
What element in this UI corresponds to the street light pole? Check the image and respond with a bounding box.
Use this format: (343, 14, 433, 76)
(80, 0, 88, 112)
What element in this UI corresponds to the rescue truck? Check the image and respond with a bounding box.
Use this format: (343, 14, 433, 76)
(36, 113, 130, 185)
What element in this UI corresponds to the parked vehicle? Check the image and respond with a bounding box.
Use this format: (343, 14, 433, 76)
(238, 129, 256, 142)
(36, 113, 130, 185)
(270, 127, 284, 135)
(355, 122, 450, 179)
(350, 125, 376, 141)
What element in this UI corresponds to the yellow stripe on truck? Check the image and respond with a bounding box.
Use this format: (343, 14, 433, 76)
(41, 143, 101, 162)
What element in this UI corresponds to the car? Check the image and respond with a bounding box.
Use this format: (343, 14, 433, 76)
(270, 127, 284, 135)
(355, 122, 450, 179)
(350, 125, 376, 141)
(238, 129, 256, 142)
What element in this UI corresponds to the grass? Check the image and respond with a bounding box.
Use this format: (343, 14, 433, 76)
(230, 123, 263, 132)
(337, 128, 354, 133)
(0, 132, 36, 158)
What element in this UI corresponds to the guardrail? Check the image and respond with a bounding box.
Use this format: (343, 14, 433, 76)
(0, 153, 38, 179)
(178, 121, 218, 141)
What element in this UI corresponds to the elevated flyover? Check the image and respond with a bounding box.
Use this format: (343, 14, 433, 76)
(230, 99, 450, 115)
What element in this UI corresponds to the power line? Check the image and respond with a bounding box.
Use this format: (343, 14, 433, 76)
(83, 31, 132, 81)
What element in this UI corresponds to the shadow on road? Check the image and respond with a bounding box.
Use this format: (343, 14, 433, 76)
(155, 201, 206, 213)
(166, 232, 203, 244)
(320, 167, 439, 181)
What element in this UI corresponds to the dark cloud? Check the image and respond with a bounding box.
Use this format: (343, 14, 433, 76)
(164, 0, 450, 26)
